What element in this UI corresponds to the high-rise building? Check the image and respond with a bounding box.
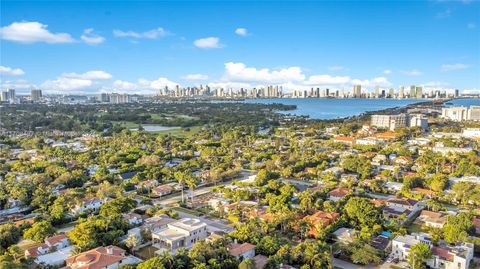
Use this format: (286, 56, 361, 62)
(7, 89, 16, 101)
(454, 89, 460, 97)
(353, 85, 362, 98)
(409, 85, 416, 98)
(415, 86, 423, 99)
(31, 89, 42, 101)
(374, 86, 380, 98)
(1, 91, 8, 102)
(388, 88, 394, 98)
(399, 86, 405, 99)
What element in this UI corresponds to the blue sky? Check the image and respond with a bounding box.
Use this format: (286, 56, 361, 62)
(1, 0, 479, 94)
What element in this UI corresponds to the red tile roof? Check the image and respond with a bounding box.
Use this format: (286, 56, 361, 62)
(64, 246, 126, 269)
(432, 246, 454, 261)
(328, 188, 351, 198)
(229, 243, 256, 257)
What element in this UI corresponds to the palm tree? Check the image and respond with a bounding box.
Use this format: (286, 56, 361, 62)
(186, 176, 198, 207)
(174, 171, 187, 203)
(124, 234, 140, 255)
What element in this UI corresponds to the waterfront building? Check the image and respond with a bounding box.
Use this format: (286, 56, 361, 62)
(371, 114, 408, 131)
(353, 85, 362, 98)
(442, 106, 469, 121)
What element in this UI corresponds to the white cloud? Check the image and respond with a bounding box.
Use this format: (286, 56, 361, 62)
(81, 28, 105, 45)
(112, 80, 137, 91)
(235, 28, 248, 36)
(40, 70, 112, 92)
(113, 27, 170, 39)
(0, 65, 25, 76)
(305, 74, 350, 85)
(350, 77, 391, 87)
(0, 21, 74, 44)
(41, 77, 93, 91)
(328, 66, 345, 71)
(383, 69, 392, 75)
(0, 79, 34, 91)
(182, 74, 209, 81)
(194, 37, 223, 49)
(208, 81, 252, 89)
(62, 70, 112, 80)
(223, 62, 305, 83)
(441, 63, 470, 71)
(212, 62, 393, 91)
(401, 69, 423, 76)
(112, 77, 179, 94)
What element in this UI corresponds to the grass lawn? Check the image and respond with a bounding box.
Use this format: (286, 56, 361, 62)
(136, 245, 158, 260)
(406, 223, 424, 234)
(153, 125, 202, 137)
(172, 206, 202, 216)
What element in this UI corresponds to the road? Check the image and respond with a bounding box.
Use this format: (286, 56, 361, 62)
(153, 169, 256, 206)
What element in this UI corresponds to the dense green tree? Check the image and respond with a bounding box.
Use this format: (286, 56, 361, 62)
(408, 243, 431, 269)
(23, 220, 55, 242)
(344, 197, 382, 228)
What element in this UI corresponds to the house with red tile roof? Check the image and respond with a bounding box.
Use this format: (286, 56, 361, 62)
(25, 234, 70, 258)
(302, 211, 340, 238)
(412, 187, 436, 198)
(152, 184, 174, 197)
(62, 246, 140, 269)
(228, 242, 256, 260)
(328, 188, 351, 202)
(333, 136, 355, 145)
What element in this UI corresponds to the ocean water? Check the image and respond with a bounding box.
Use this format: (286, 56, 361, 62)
(242, 98, 480, 119)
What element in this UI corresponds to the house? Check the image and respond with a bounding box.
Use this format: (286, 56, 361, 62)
(253, 255, 268, 269)
(385, 181, 403, 193)
(416, 210, 447, 228)
(383, 198, 423, 222)
(473, 217, 480, 235)
(208, 198, 231, 211)
(123, 213, 145, 226)
(356, 137, 383, 146)
(371, 154, 387, 166)
(25, 243, 49, 257)
(45, 234, 70, 249)
(374, 132, 400, 140)
(302, 211, 340, 238)
(412, 187, 436, 198)
(63, 245, 140, 269)
(143, 214, 176, 232)
(391, 234, 432, 261)
(228, 242, 256, 260)
(427, 243, 474, 269)
(135, 179, 159, 190)
(118, 171, 137, 180)
(34, 246, 73, 267)
(370, 235, 390, 251)
(151, 218, 207, 254)
(333, 136, 355, 145)
(340, 174, 358, 183)
(71, 197, 103, 215)
(25, 234, 70, 257)
(322, 167, 343, 177)
(152, 185, 174, 197)
(327, 188, 351, 202)
(332, 228, 357, 244)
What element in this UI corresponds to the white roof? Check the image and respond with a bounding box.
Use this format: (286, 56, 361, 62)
(169, 218, 207, 232)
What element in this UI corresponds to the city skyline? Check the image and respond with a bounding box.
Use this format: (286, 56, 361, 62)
(1, 1, 480, 94)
